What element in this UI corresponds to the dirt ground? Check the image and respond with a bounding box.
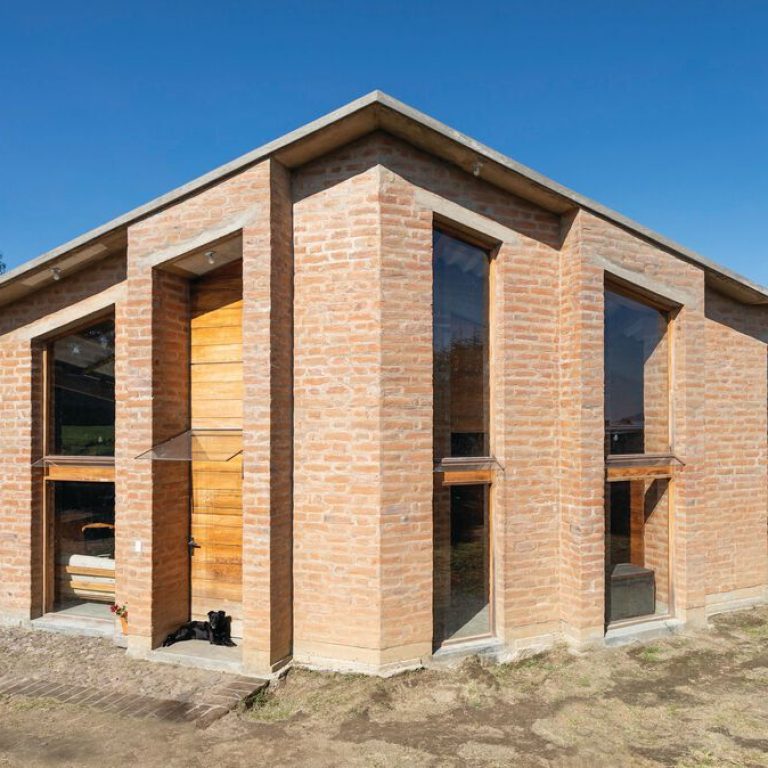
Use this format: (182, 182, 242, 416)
(2, 608, 768, 767)
(0, 625, 223, 701)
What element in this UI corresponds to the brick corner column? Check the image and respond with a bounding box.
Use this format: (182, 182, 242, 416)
(557, 212, 606, 647)
(118, 240, 191, 654)
(241, 159, 294, 675)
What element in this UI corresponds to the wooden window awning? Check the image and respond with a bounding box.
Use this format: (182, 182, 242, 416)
(605, 453, 684, 482)
(434, 456, 501, 486)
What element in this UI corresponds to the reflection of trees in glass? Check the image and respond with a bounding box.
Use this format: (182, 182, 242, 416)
(433, 230, 490, 459)
(52, 320, 116, 456)
(604, 290, 669, 455)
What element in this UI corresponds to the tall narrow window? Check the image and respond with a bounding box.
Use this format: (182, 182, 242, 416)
(51, 319, 115, 456)
(604, 289, 669, 455)
(42, 316, 117, 620)
(433, 228, 492, 646)
(433, 229, 490, 459)
(604, 286, 673, 625)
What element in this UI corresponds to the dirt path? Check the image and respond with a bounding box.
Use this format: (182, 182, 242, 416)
(2, 608, 768, 767)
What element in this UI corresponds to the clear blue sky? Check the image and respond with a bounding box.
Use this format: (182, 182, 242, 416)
(1, 2, 766, 284)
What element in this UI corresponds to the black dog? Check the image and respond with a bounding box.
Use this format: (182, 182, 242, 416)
(162, 610, 236, 647)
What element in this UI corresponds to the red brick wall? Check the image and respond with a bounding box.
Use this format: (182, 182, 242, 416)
(558, 211, 606, 642)
(703, 289, 768, 602)
(0, 253, 126, 623)
(150, 270, 190, 640)
(241, 159, 294, 672)
(2, 127, 767, 670)
(292, 154, 385, 664)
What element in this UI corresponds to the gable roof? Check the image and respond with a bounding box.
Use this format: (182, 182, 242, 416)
(1, 90, 766, 307)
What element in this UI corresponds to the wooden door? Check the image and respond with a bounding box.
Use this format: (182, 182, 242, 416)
(189, 261, 243, 635)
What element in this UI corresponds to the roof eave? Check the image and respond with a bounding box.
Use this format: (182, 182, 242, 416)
(1, 89, 766, 307)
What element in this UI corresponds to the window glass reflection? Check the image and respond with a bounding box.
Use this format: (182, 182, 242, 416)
(52, 319, 115, 456)
(434, 484, 490, 643)
(53, 481, 115, 607)
(433, 230, 490, 459)
(605, 479, 670, 622)
(604, 290, 669, 455)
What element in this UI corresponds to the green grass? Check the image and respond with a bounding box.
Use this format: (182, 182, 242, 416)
(638, 644, 664, 663)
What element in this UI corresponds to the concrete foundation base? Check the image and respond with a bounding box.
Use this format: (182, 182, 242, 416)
(146, 639, 244, 674)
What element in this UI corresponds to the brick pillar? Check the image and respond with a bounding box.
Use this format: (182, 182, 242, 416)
(378, 169, 433, 664)
(669, 297, 708, 626)
(292, 159, 433, 672)
(558, 211, 606, 646)
(117, 263, 191, 651)
(0, 340, 41, 623)
(241, 159, 294, 674)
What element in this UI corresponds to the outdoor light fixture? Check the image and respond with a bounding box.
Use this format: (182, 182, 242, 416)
(51, 267, 62, 281)
(472, 160, 483, 177)
(205, 250, 216, 265)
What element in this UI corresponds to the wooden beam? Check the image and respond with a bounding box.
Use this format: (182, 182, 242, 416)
(45, 465, 115, 482)
(439, 469, 493, 486)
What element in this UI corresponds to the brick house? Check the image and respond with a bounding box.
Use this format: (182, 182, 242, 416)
(0, 91, 766, 676)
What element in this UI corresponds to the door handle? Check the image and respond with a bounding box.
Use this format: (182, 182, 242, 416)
(188, 536, 201, 556)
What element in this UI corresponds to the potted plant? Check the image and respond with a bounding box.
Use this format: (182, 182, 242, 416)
(110, 603, 128, 635)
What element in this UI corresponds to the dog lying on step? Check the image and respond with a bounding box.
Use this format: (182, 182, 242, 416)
(162, 610, 236, 647)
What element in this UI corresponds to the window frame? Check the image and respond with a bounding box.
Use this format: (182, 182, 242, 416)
(603, 279, 678, 462)
(38, 312, 116, 613)
(42, 312, 116, 466)
(432, 222, 499, 648)
(603, 278, 681, 630)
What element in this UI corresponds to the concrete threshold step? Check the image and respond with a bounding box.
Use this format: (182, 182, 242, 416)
(147, 639, 244, 674)
(427, 637, 506, 668)
(604, 617, 684, 647)
(31, 614, 115, 639)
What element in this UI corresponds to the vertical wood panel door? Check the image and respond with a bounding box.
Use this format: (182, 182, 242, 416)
(189, 261, 243, 636)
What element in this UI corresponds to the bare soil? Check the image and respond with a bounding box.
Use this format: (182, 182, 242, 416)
(0, 626, 223, 701)
(2, 608, 768, 767)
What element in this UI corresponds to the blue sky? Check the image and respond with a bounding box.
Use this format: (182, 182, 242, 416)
(1, 2, 766, 284)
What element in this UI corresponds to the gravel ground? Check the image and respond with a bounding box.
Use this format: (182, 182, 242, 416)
(0, 626, 226, 701)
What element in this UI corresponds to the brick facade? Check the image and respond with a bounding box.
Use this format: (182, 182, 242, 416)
(1, 100, 766, 675)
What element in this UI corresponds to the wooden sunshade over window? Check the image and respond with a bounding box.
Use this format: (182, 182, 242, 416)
(434, 456, 501, 486)
(605, 454, 684, 482)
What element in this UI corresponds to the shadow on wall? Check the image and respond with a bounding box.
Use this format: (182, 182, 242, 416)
(292, 131, 565, 251)
(704, 286, 768, 344)
(0, 252, 127, 339)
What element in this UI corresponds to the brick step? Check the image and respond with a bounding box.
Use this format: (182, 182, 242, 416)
(0, 673, 267, 729)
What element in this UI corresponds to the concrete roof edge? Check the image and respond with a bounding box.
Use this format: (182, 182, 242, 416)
(373, 92, 768, 304)
(0, 90, 383, 289)
(2, 89, 767, 305)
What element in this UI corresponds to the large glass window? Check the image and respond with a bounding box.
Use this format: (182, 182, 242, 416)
(433, 228, 493, 646)
(53, 481, 116, 608)
(604, 289, 670, 455)
(51, 319, 115, 456)
(433, 230, 490, 459)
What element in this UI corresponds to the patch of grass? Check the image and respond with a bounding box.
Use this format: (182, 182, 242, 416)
(743, 622, 768, 639)
(635, 644, 664, 664)
(675, 749, 734, 768)
(244, 688, 297, 723)
(6, 696, 62, 713)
